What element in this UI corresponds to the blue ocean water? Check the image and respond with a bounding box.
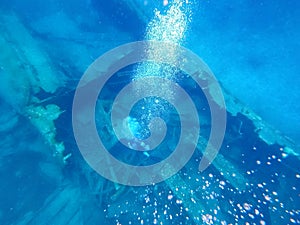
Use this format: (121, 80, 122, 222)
(0, 1, 299, 225)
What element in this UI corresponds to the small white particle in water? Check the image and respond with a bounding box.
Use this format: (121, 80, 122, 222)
(243, 203, 251, 210)
(260, 220, 266, 225)
(145, 196, 150, 203)
(191, 197, 196, 203)
(296, 174, 300, 178)
(264, 195, 271, 201)
(209, 173, 213, 178)
(290, 218, 296, 223)
(167, 195, 173, 200)
(202, 214, 213, 224)
(176, 199, 182, 204)
(256, 160, 261, 165)
(248, 213, 254, 219)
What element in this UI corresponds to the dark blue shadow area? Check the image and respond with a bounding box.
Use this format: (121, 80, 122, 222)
(0, 152, 57, 225)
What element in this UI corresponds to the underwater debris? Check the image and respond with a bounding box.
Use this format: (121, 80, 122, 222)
(25, 103, 65, 159)
(0, 12, 67, 163)
(0, 13, 64, 94)
(224, 88, 299, 159)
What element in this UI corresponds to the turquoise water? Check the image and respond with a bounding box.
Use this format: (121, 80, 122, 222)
(0, 1, 299, 224)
